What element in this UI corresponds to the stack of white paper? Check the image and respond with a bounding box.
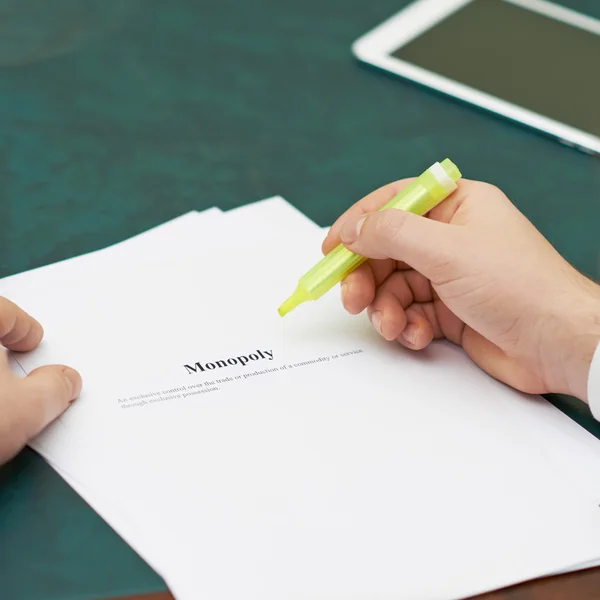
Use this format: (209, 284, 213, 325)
(4, 196, 600, 600)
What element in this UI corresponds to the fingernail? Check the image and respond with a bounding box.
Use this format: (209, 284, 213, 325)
(402, 324, 418, 346)
(371, 311, 383, 335)
(341, 281, 349, 303)
(341, 215, 367, 244)
(62, 367, 82, 402)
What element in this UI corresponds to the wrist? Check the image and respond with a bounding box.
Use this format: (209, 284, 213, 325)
(556, 278, 600, 401)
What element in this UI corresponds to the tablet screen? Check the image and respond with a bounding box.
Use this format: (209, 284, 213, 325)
(391, 0, 600, 137)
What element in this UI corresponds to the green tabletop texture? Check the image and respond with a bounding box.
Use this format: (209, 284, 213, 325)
(1, 1, 599, 598)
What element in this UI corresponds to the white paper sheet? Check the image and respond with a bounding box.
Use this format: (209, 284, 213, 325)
(5, 199, 600, 598)
(5, 197, 321, 579)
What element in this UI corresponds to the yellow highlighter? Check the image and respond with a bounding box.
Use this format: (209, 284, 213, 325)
(278, 159, 462, 317)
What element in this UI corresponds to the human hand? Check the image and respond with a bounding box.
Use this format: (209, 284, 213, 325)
(323, 179, 600, 401)
(0, 298, 81, 464)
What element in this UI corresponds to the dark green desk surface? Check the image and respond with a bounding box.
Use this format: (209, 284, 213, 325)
(0, 1, 599, 598)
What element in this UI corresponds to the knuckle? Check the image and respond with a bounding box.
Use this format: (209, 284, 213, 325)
(469, 180, 504, 197)
(363, 211, 409, 258)
(29, 368, 71, 405)
(374, 211, 398, 238)
(480, 182, 502, 196)
(383, 211, 408, 245)
(366, 216, 389, 249)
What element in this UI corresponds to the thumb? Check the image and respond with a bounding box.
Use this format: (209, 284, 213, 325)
(340, 209, 459, 281)
(1, 366, 82, 461)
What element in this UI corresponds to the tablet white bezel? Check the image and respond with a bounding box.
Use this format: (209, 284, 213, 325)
(352, 0, 600, 156)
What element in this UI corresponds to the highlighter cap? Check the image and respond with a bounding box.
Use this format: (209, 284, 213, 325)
(441, 158, 461, 182)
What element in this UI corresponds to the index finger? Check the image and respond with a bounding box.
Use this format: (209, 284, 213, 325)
(0, 297, 44, 352)
(321, 178, 415, 255)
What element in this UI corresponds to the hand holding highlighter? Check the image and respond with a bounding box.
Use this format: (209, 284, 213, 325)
(278, 159, 462, 316)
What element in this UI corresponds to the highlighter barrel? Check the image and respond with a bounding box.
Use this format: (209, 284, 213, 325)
(278, 159, 462, 316)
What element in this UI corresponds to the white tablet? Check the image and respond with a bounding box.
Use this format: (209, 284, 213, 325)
(352, 0, 600, 156)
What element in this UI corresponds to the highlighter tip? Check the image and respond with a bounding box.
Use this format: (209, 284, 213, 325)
(278, 285, 309, 317)
(278, 296, 296, 317)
